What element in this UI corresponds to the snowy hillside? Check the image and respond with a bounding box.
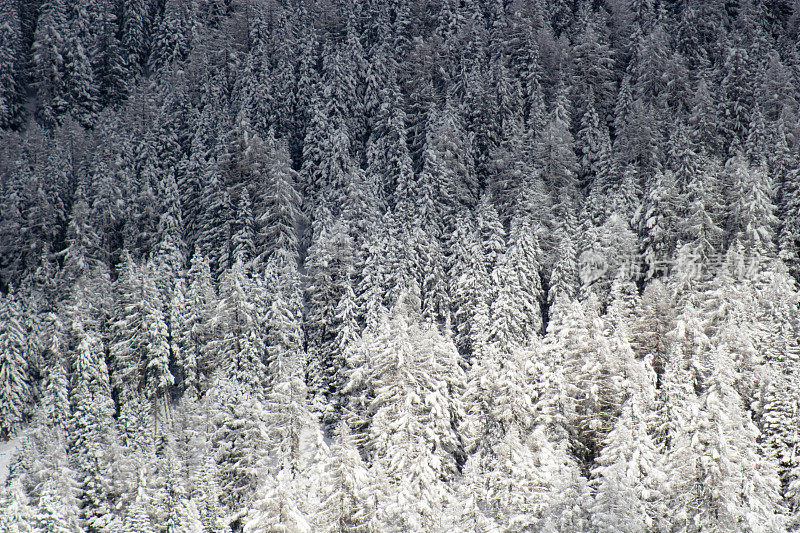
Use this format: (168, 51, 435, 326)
(2, 0, 800, 530)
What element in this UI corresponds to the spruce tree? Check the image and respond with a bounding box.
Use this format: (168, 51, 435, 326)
(69, 323, 124, 532)
(664, 330, 786, 531)
(578, 89, 613, 206)
(305, 219, 356, 407)
(366, 73, 413, 209)
(230, 189, 256, 267)
(536, 81, 579, 216)
(62, 1, 99, 127)
(679, 158, 724, 271)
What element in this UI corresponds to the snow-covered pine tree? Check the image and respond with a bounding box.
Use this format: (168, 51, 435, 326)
(147, 0, 192, 73)
(208, 377, 267, 516)
(577, 88, 613, 205)
(634, 169, 678, 280)
(151, 170, 186, 284)
(305, 218, 357, 410)
(209, 261, 267, 397)
(0, 480, 35, 532)
(462, 425, 552, 530)
(678, 156, 724, 271)
(243, 469, 311, 533)
(413, 101, 478, 235)
(0, 1, 23, 129)
(664, 330, 786, 531)
(41, 351, 71, 431)
(548, 228, 580, 313)
(366, 70, 413, 210)
(230, 189, 256, 267)
(192, 454, 225, 533)
(546, 298, 625, 467)
(177, 251, 216, 398)
(59, 191, 103, 290)
(344, 292, 466, 531)
(196, 161, 233, 279)
(0, 290, 31, 438)
(536, 80, 579, 218)
(487, 215, 543, 351)
(109, 256, 174, 422)
(571, 10, 616, 123)
(301, 91, 357, 220)
(122, 484, 155, 533)
(461, 338, 537, 456)
(62, 1, 99, 127)
(580, 213, 639, 304)
(475, 193, 506, 276)
(590, 393, 667, 532)
(69, 322, 124, 532)
(720, 43, 754, 150)
(120, 0, 149, 76)
(257, 351, 329, 526)
(31, 0, 70, 126)
(315, 421, 376, 532)
(256, 133, 305, 269)
(727, 152, 779, 258)
(33, 474, 82, 532)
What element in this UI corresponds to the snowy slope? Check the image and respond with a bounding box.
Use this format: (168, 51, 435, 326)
(0, 437, 20, 487)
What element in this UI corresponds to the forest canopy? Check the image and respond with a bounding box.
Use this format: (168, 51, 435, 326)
(1, 0, 800, 531)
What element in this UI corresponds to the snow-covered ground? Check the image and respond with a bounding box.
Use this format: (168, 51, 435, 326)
(0, 437, 20, 487)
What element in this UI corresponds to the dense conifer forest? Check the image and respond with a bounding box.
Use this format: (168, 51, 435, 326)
(1, 0, 800, 530)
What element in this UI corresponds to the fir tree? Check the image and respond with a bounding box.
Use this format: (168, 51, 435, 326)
(414, 102, 478, 234)
(366, 73, 413, 209)
(62, 2, 99, 127)
(121, 0, 149, 76)
(305, 219, 356, 408)
(34, 474, 82, 533)
(664, 331, 786, 531)
(110, 257, 174, 418)
(536, 81, 579, 214)
(196, 162, 233, 278)
(231, 189, 255, 267)
(179, 251, 216, 397)
(243, 469, 311, 533)
(679, 158, 724, 270)
(578, 89, 613, 203)
(69, 323, 124, 533)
